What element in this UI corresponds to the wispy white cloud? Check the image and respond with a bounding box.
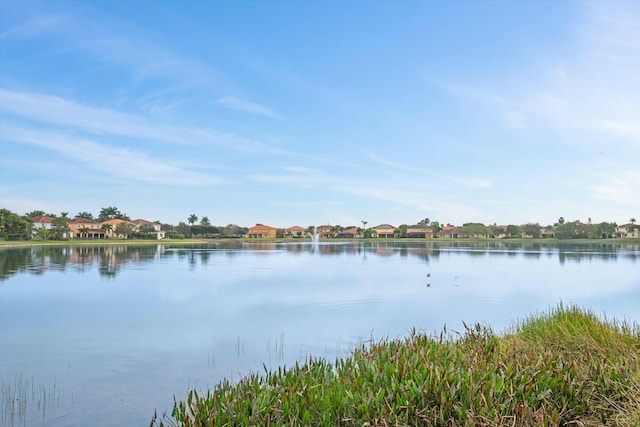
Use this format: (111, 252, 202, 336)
(0, 88, 283, 153)
(435, 3, 640, 148)
(361, 147, 493, 189)
(1, 13, 71, 39)
(218, 96, 281, 118)
(2, 123, 224, 186)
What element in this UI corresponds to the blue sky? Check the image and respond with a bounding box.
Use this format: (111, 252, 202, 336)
(1, 1, 638, 228)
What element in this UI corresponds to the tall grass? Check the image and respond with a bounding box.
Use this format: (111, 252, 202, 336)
(1, 374, 63, 426)
(152, 304, 640, 426)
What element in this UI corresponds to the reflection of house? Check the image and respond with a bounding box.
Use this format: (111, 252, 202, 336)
(615, 224, 639, 239)
(68, 217, 103, 239)
(372, 224, 395, 238)
(315, 225, 333, 238)
(337, 227, 360, 238)
(406, 225, 433, 238)
(285, 226, 306, 238)
(246, 224, 277, 239)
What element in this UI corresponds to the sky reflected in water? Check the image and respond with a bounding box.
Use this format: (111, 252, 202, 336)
(1, 241, 638, 426)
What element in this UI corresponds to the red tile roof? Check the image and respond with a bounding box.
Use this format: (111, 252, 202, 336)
(248, 224, 276, 231)
(31, 215, 54, 223)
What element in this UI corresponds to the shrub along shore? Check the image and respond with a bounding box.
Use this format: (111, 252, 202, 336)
(152, 305, 639, 427)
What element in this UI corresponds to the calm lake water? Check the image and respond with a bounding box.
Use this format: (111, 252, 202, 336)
(1, 241, 639, 426)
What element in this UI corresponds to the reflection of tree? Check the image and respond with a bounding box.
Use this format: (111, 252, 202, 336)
(1, 242, 637, 282)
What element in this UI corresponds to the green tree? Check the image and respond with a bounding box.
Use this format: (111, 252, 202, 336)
(138, 224, 157, 239)
(176, 222, 191, 236)
(188, 214, 199, 226)
(114, 222, 132, 239)
(221, 224, 245, 238)
(557, 217, 565, 225)
(200, 216, 210, 226)
(395, 224, 408, 238)
(33, 226, 50, 240)
(25, 210, 46, 218)
(417, 218, 430, 226)
(522, 223, 541, 238)
(79, 226, 90, 239)
(630, 218, 636, 224)
(100, 223, 113, 238)
(0, 209, 31, 239)
(506, 225, 521, 237)
(50, 217, 70, 239)
(556, 221, 578, 239)
(430, 221, 441, 237)
(597, 222, 616, 238)
(461, 223, 489, 237)
(489, 225, 505, 238)
(98, 206, 120, 222)
(60, 212, 69, 219)
(77, 211, 94, 220)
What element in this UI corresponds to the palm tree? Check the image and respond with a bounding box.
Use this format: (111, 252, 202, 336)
(188, 214, 198, 226)
(631, 218, 636, 224)
(200, 216, 210, 226)
(79, 226, 90, 239)
(100, 223, 113, 239)
(361, 220, 368, 229)
(77, 211, 94, 220)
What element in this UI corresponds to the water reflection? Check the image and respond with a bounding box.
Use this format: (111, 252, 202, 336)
(1, 241, 638, 427)
(1, 241, 637, 280)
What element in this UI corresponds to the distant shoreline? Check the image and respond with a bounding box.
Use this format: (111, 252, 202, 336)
(1, 237, 639, 249)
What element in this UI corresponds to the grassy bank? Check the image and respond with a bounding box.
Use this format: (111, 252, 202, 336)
(152, 305, 639, 426)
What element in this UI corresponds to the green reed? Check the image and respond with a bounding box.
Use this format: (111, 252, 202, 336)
(1, 374, 63, 426)
(152, 304, 640, 426)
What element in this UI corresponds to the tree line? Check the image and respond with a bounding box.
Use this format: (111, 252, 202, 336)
(0, 208, 636, 241)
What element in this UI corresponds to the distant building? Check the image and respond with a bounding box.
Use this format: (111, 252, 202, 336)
(246, 224, 277, 239)
(68, 217, 103, 239)
(337, 227, 361, 238)
(406, 225, 433, 238)
(284, 226, 306, 238)
(615, 224, 639, 239)
(372, 224, 395, 238)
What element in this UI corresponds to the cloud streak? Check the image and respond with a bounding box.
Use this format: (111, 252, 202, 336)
(0, 88, 286, 154)
(218, 96, 281, 118)
(2, 123, 224, 186)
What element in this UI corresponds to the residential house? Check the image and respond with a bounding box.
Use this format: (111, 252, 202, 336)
(315, 225, 334, 239)
(337, 227, 361, 238)
(68, 217, 103, 239)
(30, 215, 56, 238)
(614, 224, 639, 239)
(372, 224, 395, 238)
(246, 224, 277, 239)
(101, 219, 137, 239)
(406, 225, 433, 238)
(438, 226, 469, 239)
(284, 226, 306, 238)
(31, 215, 54, 231)
(132, 219, 166, 239)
